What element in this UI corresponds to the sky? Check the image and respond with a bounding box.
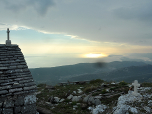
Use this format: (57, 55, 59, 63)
(0, 0, 152, 68)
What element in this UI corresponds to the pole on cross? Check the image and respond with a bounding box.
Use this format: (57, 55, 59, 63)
(7, 28, 10, 40)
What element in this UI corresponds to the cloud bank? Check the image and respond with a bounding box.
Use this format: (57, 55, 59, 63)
(0, 0, 152, 46)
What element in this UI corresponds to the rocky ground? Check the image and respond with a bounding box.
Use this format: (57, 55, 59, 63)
(36, 79, 152, 114)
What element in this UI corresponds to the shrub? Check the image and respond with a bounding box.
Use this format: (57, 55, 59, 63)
(90, 79, 104, 84)
(37, 83, 46, 88)
(119, 81, 127, 86)
(142, 82, 152, 87)
(84, 86, 97, 93)
(101, 89, 107, 94)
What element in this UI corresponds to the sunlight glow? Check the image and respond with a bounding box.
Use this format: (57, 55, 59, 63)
(84, 53, 107, 58)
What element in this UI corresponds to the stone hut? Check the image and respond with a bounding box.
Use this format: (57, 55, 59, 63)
(0, 28, 37, 114)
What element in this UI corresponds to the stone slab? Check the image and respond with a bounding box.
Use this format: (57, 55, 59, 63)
(14, 106, 21, 113)
(0, 90, 8, 95)
(15, 96, 24, 106)
(24, 86, 37, 91)
(2, 108, 13, 114)
(21, 104, 36, 113)
(9, 88, 23, 93)
(24, 82, 36, 87)
(3, 100, 14, 108)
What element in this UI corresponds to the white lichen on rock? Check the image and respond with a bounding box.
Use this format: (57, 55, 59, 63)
(24, 94, 36, 105)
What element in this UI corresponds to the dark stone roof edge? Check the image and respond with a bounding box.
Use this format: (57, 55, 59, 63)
(0, 44, 18, 47)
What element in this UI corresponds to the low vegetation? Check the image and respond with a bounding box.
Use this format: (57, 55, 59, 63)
(36, 79, 152, 114)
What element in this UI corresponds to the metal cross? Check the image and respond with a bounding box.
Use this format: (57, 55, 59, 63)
(7, 28, 10, 40)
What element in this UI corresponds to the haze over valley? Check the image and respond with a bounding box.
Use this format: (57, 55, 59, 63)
(30, 61, 152, 85)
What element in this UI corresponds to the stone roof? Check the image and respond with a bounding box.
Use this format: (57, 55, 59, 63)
(0, 44, 37, 97)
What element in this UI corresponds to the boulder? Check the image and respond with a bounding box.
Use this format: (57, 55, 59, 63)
(67, 94, 73, 100)
(72, 96, 82, 102)
(59, 99, 65, 102)
(46, 85, 55, 90)
(94, 99, 101, 105)
(88, 96, 95, 104)
(48, 96, 60, 104)
(94, 96, 102, 99)
(45, 102, 53, 106)
(54, 97, 60, 103)
(83, 95, 91, 103)
(48, 96, 54, 102)
(73, 91, 76, 94)
(77, 89, 83, 94)
(37, 106, 53, 114)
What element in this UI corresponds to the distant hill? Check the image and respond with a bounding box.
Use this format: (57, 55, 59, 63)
(30, 61, 147, 85)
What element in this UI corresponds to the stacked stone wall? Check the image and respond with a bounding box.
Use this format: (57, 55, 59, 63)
(0, 44, 37, 114)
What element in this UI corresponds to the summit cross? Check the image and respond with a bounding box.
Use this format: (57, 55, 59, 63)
(132, 80, 140, 96)
(7, 28, 10, 40)
(6, 28, 11, 45)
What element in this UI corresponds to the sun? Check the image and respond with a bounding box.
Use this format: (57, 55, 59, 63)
(84, 53, 107, 58)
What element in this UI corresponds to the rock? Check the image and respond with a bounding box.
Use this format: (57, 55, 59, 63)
(46, 102, 53, 106)
(94, 99, 101, 105)
(77, 103, 81, 105)
(106, 88, 110, 92)
(14, 106, 21, 114)
(48, 96, 54, 102)
(72, 96, 82, 102)
(111, 82, 116, 85)
(24, 94, 36, 105)
(90, 104, 107, 114)
(37, 106, 53, 114)
(15, 96, 24, 106)
(144, 106, 151, 113)
(36, 91, 41, 95)
(113, 92, 142, 114)
(48, 96, 58, 104)
(73, 91, 76, 94)
(0, 102, 2, 107)
(59, 98, 65, 102)
(73, 105, 78, 108)
(46, 85, 55, 90)
(94, 96, 102, 99)
(54, 97, 60, 103)
(3, 100, 14, 108)
(83, 95, 91, 103)
(67, 94, 73, 100)
(148, 100, 152, 106)
(3, 108, 13, 114)
(77, 89, 83, 94)
(88, 96, 95, 104)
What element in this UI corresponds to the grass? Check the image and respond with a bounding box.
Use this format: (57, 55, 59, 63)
(142, 82, 152, 87)
(36, 80, 143, 114)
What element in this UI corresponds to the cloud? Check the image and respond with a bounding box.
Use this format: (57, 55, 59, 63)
(113, 1, 152, 21)
(1, 0, 55, 16)
(108, 55, 123, 58)
(120, 57, 145, 62)
(0, 0, 152, 46)
(128, 53, 152, 61)
(0, 23, 29, 30)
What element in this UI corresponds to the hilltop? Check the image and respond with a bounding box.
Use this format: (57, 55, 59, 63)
(30, 61, 150, 85)
(36, 79, 152, 114)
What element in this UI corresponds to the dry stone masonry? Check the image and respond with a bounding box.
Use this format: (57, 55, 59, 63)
(0, 28, 37, 114)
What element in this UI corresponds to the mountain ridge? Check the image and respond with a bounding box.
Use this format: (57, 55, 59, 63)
(30, 61, 149, 85)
